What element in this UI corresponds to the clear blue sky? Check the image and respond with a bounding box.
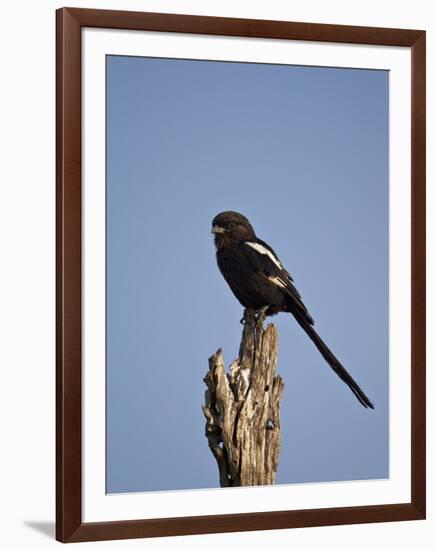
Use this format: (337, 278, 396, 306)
(106, 55, 389, 493)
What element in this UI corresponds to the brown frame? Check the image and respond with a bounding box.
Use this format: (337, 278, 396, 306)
(56, 7, 426, 543)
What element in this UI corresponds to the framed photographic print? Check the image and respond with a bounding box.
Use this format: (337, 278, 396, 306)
(56, 7, 426, 543)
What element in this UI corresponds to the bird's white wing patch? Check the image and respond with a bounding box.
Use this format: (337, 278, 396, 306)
(245, 242, 283, 270)
(269, 276, 287, 289)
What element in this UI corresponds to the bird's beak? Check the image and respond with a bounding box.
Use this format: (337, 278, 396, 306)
(211, 225, 226, 234)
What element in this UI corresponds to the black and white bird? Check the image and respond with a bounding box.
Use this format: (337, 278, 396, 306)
(211, 210, 374, 409)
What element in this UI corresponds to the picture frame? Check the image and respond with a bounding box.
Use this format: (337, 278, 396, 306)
(56, 6, 426, 543)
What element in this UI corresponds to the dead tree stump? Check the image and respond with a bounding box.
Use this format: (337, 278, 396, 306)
(203, 309, 284, 487)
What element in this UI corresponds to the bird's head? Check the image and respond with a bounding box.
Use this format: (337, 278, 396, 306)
(211, 211, 256, 247)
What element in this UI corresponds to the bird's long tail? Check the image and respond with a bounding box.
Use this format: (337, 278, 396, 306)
(293, 314, 374, 409)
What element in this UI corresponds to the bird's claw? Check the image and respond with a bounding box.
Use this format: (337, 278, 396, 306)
(254, 306, 269, 325)
(240, 309, 251, 325)
(240, 307, 268, 325)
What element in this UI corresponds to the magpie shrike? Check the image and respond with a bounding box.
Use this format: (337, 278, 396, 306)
(211, 210, 374, 409)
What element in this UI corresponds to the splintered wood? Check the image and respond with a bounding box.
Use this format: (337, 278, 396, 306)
(203, 310, 284, 487)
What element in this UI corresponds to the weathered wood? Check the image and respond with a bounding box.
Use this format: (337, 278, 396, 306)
(203, 310, 284, 487)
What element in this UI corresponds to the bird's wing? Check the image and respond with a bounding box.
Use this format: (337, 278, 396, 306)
(241, 239, 314, 324)
(252, 238, 295, 281)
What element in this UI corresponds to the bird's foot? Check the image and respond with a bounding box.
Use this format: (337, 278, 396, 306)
(240, 309, 252, 325)
(240, 309, 248, 324)
(254, 306, 269, 326)
(240, 307, 268, 326)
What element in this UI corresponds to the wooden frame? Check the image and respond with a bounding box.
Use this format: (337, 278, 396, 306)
(56, 7, 426, 543)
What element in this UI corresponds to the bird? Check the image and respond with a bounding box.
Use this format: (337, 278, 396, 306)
(211, 210, 374, 409)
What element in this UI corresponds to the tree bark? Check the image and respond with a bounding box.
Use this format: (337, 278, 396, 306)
(203, 309, 284, 487)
